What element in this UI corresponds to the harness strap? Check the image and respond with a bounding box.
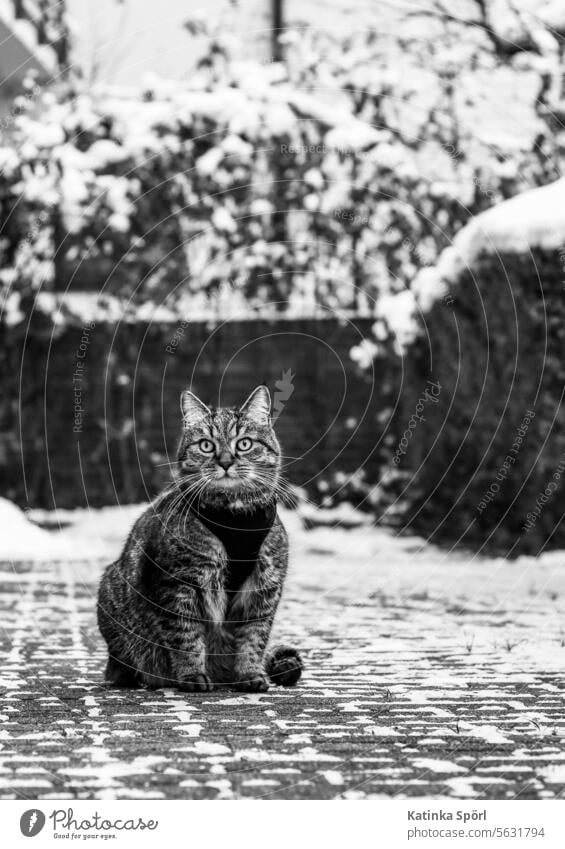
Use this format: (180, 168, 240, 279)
(190, 500, 277, 594)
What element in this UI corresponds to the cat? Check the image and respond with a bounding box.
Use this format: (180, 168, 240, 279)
(97, 385, 302, 692)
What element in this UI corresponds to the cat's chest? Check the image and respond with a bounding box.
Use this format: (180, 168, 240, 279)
(202, 558, 261, 627)
(191, 503, 275, 623)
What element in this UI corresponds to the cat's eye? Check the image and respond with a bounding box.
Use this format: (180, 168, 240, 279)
(236, 437, 253, 452)
(198, 439, 215, 454)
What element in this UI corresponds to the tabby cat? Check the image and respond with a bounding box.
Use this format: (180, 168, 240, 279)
(97, 385, 302, 692)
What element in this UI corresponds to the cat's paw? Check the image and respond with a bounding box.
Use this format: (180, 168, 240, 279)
(235, 672, 270, 692)
(177, 673, 214, 693)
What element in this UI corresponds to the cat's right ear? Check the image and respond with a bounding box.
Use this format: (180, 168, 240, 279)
(180, 390, 211, 429)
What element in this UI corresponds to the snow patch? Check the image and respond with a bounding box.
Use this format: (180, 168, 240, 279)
(413, 758, 467, 775)
(0, 499, 74, 562)
(538, 765, 565, 784)
(460, 724, 512, 745)
(366, 725, 401, 737)
(320, 769, 345, 786)
(186, 741, 231, 756)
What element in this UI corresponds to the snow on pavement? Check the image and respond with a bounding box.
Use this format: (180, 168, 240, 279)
(0, 503, 564, 799)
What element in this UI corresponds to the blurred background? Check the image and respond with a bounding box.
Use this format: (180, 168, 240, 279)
(2, 0, 565, 557)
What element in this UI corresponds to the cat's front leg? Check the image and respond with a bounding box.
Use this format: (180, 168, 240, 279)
(164, 599, 213, 693)
(174, 637, 214, 693)
(232, 606, 278, 692)
(231, 549, 284, 691)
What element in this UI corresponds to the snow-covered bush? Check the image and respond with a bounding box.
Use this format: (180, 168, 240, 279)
(386, 180, 565, 556)
(1, 20, 540, 329)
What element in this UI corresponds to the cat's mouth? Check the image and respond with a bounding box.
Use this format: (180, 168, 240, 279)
(201, 472, 272, 504)
(215, 477, 239, 488)
(209, 471, 262, 495)
(211, 470, 244, 489)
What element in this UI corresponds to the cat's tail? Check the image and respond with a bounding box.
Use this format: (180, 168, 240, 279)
(266, 645, 303, 686)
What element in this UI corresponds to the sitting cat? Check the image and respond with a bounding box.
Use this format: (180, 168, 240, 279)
(97, 385, 302, 692)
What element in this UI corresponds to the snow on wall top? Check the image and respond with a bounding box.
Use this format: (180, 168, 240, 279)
(379, 178, 565, 352)
(431, 177, 565, 283)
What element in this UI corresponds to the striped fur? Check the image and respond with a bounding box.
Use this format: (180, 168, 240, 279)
(97, 386, 303, 692)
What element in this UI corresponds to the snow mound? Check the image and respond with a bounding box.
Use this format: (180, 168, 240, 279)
(0, 498, 73, 562)
(434, 177, 565, 283)
(382, 178, 565, 351)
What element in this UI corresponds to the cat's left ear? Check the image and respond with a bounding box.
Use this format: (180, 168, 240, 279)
(180, 390, 211, 429)
(240, 385, 271, 424)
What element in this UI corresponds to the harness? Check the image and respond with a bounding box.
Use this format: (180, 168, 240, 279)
(190, 500, 277, 594)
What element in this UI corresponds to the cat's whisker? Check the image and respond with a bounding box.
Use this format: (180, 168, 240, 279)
(187, 478, 211, 511)
(155, 472, 199, 500)
(244, 470, 300, 508)
(274, 481, 327, 514)
(167, 484, 211, 544)
(160, 494, 188, 531)
(180, 478, 210, 537)
(159, 475, 205, 529)
(157, 476, 199, 507)
(256, 482, 296, 508)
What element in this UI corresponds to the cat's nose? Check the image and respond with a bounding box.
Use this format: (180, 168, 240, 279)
(218, 452, 234, 470)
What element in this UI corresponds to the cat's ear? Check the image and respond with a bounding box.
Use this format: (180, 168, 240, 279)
(180, 390, 211, 428)
(240, 385, 271, 424)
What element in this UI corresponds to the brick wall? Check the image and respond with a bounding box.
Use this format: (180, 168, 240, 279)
(2, 316, 393, 509)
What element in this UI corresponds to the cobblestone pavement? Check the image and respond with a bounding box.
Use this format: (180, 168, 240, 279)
(1, 511, 565, 800)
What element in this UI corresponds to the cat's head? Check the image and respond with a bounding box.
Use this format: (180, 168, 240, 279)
(176, 385, 281, 508)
